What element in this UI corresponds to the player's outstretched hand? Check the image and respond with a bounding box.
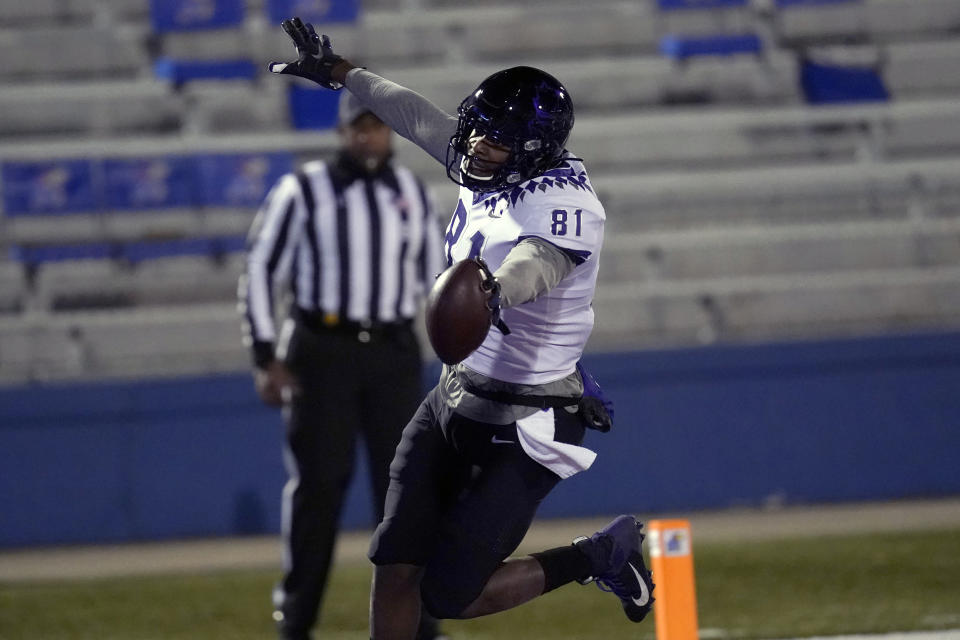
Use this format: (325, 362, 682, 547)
(268, 17, 345, 90)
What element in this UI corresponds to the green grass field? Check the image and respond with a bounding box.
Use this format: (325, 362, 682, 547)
(1, 529, 958, 640)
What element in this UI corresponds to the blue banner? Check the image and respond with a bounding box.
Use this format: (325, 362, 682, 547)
(150, 0, 245, 33)
(104, 156, 199, 210)
(265, 0, 360, 25)
(2, 160, 97, 215)
(196, 152, 293, 207)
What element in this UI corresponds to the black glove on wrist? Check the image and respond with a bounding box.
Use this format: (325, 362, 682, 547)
(576, 362, 614, 432)
(474, 256, 511, 336)
(268, 17, 344, 90)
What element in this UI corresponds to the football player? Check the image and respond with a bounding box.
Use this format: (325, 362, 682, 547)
(270, 17, 655, 639)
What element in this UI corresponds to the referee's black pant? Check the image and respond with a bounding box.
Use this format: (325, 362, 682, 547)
(276, 312, 424, 638)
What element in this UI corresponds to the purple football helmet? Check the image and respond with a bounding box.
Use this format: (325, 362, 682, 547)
(446, 66, 575, 192)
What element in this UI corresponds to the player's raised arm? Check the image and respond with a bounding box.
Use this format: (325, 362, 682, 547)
(343, 69, 458, 166)
(269, 17, 457, 164)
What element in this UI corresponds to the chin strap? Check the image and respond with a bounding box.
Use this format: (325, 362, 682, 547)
(474, 256, 511, 335)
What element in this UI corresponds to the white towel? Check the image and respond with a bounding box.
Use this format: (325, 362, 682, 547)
(515, 408, 597, 479)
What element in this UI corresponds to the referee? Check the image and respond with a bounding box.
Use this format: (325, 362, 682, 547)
(239, 93, 445, 640)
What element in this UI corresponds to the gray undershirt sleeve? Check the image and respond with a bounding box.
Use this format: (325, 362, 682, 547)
(344, 68, 459, 165)
(494, 237, 576, 309)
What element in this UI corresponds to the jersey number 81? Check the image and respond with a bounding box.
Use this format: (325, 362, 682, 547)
(551, 209, 582, 237)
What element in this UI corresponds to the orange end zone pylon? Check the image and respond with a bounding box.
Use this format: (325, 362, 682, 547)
(648, 519, 699, 640)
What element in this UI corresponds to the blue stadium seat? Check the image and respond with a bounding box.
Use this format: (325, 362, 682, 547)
(288, 84, 342, 130)
(1, 160, 97, 216)
(265, 0, 360, 25)
(775, 0, 860, 7)
(211, 234, 248, 255)
(10, 243, 115, 264)
(659, 33, 763, 60)
(104, 156, 199, 211)
(149, 0, 255, 85)
(800, 59, 889, 104)
(11, 234, 249, 268)
(196, 152, 294, 207)
(153, 58, 258, 85)
(150, 0, 245, 33)
(122, 237, 215, 263)
(657, 0, 748, 9)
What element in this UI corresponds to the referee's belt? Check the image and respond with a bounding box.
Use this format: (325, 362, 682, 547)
(293, 307, 413, 343)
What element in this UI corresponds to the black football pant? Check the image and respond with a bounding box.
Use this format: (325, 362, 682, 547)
(277, 319, 425, 638)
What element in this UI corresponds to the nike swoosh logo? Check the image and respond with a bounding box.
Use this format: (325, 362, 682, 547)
(628, 562, 651, 607)
(491, 435, 513, 444)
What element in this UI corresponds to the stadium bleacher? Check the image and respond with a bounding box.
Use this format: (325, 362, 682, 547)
(0, 80, 183, 139)
(0, 261, 26, 314)
(0, 303, 245, 383)
(0, 23, 150, 82)
(2, 0, 960, 382)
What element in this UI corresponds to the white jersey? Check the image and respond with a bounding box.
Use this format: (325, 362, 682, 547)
(443, 156, 605, 385)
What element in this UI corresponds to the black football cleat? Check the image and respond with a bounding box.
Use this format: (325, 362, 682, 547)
(573, 514, 656, 622)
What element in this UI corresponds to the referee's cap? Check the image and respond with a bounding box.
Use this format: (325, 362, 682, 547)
(338, 92, 374, 127)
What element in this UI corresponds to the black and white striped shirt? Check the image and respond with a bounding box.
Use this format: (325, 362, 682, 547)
(240, 154, 445, 367)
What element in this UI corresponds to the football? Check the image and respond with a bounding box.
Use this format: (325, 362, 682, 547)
(425, 259, 494, 365)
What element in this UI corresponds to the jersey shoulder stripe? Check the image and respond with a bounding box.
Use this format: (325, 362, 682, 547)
(474, 159, 596, 212)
